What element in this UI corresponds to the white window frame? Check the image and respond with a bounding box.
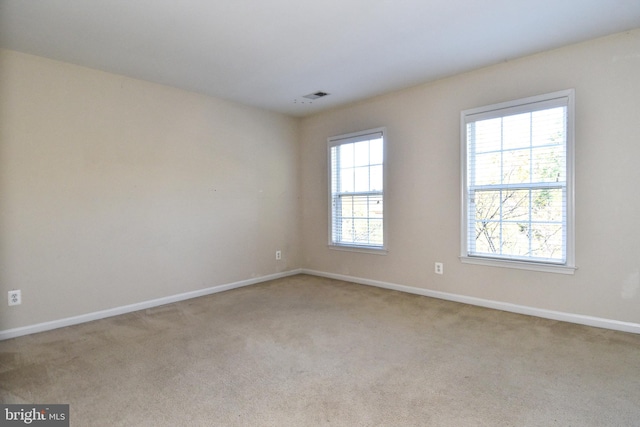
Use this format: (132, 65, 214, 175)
(328, 127, 387, 254)
(460, 90, 576, 274)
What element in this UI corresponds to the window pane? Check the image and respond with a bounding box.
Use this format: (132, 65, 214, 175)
(369, 196, 383, 218)
(354, 166, 370, 192)
(503, 113, 531, 150)
(474, 152, 501, 185)
(370, 138, 383, 164)
(530, 224, 563, 260)
(369, 219, 384, 245)
(352, 219, 370, 243)
(531, 189, 563, 222)
(340, 218, 354, 243)
(473, 118, 502, 153)
(340, 167, 354, 192)
(352, 195, 368, 218)
(532, 146, 564, 183)
(340, 143, 354, 168)
(354, 141, 369, 167)
(532, 107, 565, 147)
(474, 190, 501, 221)
(474, 220, 500, 254)
(501, 222, 531, 256)
(340, 196, 353, 218)
(502, 190, 530, 221)
(502, 149, 530, 184)
(370, 165, 383, 191)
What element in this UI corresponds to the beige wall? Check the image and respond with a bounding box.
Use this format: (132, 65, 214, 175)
(2, 29, 639, 333)
(300, 30, 640, 324)
(0, 49, 300, 330)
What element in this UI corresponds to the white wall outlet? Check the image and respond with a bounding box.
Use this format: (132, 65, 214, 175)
(275, 250, 282, 260)
(435, 262, 444, 275)
(8, 290, 21, 306)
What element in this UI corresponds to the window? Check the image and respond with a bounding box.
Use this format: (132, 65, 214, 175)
(328, 128, 386, 252)
(461, 90, 575, 273)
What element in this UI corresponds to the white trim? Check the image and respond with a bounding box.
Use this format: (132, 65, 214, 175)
(301, 269, 640, 335)
(462, 91, 571, 122)
(460, 256, 576, 274)
(4, 268, 638, 340)
(327, 127, 388, 252)
(327, 128, 385, 147)
(328, 244, 388, 255)
(0, 269, 302, 341)
(460, 89, 576, 270)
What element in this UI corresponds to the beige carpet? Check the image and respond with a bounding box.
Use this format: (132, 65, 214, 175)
(1, 274, 639, 426)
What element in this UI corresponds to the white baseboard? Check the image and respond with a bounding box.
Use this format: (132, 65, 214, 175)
(3, 268, 638, 340)
(0, 269, 302, 341)
(301, 269, 640, 335)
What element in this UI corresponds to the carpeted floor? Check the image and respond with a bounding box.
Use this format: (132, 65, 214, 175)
(1, 274, 639, 426)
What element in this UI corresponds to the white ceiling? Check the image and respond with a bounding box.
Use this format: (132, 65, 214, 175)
(1, 1, 639, 117)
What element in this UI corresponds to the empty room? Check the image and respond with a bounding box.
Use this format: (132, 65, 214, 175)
(1, 1, 640, 425)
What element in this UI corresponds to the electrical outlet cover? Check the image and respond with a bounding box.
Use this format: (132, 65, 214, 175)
(8, 290, 21, 306)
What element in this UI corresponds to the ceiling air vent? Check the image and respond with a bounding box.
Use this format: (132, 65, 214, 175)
(302, 91, 330, 100)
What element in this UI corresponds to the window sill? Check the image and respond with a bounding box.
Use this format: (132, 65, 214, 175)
(329, 244, 388, 255)
(460, 256, 576, 275)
